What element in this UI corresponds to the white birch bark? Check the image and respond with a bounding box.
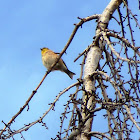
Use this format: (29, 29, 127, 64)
(78, 0, 123, 140)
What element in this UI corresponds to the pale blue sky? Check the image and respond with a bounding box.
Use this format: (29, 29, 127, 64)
(0, 0, 139, 140)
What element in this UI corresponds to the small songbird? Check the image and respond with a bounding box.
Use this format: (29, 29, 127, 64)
(40, 47, 75, 79)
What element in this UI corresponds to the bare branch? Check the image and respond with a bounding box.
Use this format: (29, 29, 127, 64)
(86, 131, 112, 140)
(102, 32, 140, 63)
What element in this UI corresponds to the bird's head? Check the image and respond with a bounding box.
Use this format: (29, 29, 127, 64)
(40, 47, 49, 55)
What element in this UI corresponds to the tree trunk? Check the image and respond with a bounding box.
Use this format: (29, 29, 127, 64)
(77, 0, 123, 139)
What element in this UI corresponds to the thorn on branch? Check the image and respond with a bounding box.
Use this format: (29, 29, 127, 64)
(32, 90, 37, 94)
(77, 78, 83, 85)
(2, 120, 8, 127)
(77, 16, 82, 20)
(77, 17, 86, 22)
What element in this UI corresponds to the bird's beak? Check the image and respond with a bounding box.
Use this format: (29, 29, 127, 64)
(40, 48, 42, 51)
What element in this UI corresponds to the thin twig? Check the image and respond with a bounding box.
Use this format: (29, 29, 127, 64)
(102, 32, 140, 63)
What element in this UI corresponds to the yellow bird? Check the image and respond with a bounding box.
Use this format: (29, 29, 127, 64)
(40, 47, 75, 79)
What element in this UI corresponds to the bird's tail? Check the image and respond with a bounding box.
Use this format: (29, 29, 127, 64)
(65, 69, 75, 79)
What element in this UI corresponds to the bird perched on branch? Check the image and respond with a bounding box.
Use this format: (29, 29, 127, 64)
(40, 47, 75, 79)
